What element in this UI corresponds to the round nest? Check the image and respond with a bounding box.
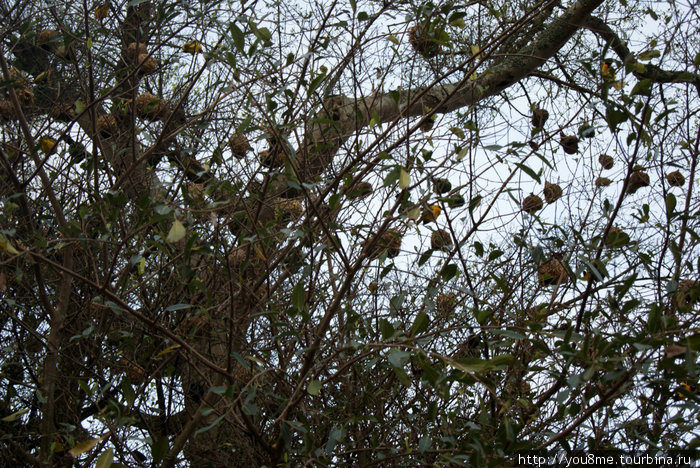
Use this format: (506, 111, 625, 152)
(538, 258, 569, 287)
(430, 229, 452, 251)
(531, 108, 549, 128)
(599, 154, 614, 170)
(260, 149, 285, 168)
(365, 228, 402, 260)
(0, 100, 16, 120)
(560, 135, 579, 155)
(595, 177, 612, 188)
(522, 194, 543, 214)
(274, 199, 303, 222)
(135, 93, 166, 120)
(126, 42, 148, 60)
(433, 177, 452, 195)
(228, 133, 251, 159)
(436, 293, 456, 317)
(626, 170, 650, 194)
(675, 280, 700, 310)
(543, 181, 562, 204)
(49, 102, 75, 122)
(604, 226, 629, 248)
(137, 53, 157, 75)
(666, 170, 685, 187)
(343, 181, 373, 200)
(37, 29, 61, 47)
(408, 24, 439, 58)
(97, 114, 118, 137)
(446, 194, 465, 208)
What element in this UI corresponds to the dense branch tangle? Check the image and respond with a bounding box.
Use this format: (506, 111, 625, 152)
(1, 0, 700, 466)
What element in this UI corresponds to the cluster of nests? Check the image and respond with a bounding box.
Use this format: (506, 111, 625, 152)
(525, 108, 686, 213)
(0, 67, 34, 121)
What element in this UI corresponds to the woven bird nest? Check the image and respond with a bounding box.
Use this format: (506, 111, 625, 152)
(543, 181, 562, 204)
(675, 280, 700, 310)
(626, 170, 650, 194)
(595, 177, 612, 188)
(135, 93, 166, 120)
(49, 102, 75, 122)
(531, 108, 549, 128)
(260, 149, 285, 168)
(560, 135, 579, 154)
(599, 154, 614, 170)
(430, 229, 452, 251)
(97, 114, 118, 137)
(274, 199, 303, 222)
(666, 171, 685, 187)
(432, 177, 452, 195)
(228, 133, 251, 159)
(0, 100, 16, 120)
(126, 42, 148, 60)
(137, 53, 157, 75)
(538, 257, 569, 286)
(436, 293, 456, 317)
(446, 194, 465, 208)
(522, 194, 543, 214)
(343, 181, 373, 200)
(408, 24, 439, 58)
(604, 226, 629, 248)
(364, 228, 402, 259)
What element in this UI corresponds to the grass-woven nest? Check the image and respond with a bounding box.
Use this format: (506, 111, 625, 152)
(364, 228, 402, 260)
(543, 181, 562, 204)
(522, 194, 543, 214)
(430, 229, 452, 251)
(538, 257, 570, 287)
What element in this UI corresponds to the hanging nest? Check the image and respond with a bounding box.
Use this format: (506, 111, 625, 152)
(274, 199, 303, 222)
(228, 133, 251, 159)
(135, 93, 166, 120)
(260, 149, 285, 168)
(364, 228, 402, 260)
(559, 135, 579, 154)
(522, 194, 543, 214)
(675, 280, 700, 311)
(604, 226, 629, 248)
(96, 114, 118, 137)
(543, 181, 562, 204)
(0, 100, 16, 120)
(446, 194, 465, 208)
(5, 68, 33, 106)
(126, 42, 148, 60)
(599, 154, 614, 170)
(626, 170, 650, 194)
(595, 177, 612, 188)
(430, 229, 452, 251)
(432, 177, 452, 195)
(37, 29, 61, 48)
(136, 53, 157, 75)
(531, 108, 549, 128)
(420, 115, 435, 132)
(436, 293, 456, 317)
(343, 181, 373, 200)
(408, 24, 439, 58)
(538, 257, 570, 287)
(49, 102, 75, 122)
(666, 171, 685, 187)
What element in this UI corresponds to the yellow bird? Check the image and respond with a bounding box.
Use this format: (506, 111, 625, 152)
(39, 137, 56, 153)
(420, 204, 441, 224)
(601, 59, 615, 81)
(182, 40, 203, 54)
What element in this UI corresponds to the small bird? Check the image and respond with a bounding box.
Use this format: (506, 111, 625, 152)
(39, 137, 56, 153)
(601, 59, 615, 81)
(674, 382, 698, 400)
(182, 40, 203, 54)
(420, 204, 441, 224)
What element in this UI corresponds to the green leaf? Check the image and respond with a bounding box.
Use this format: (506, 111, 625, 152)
(388, 350, 410, 368)
(441, 263, 458, 281)
(95, 449, 114, 468)
(387, 35, 399, 45)
(637, 49, 660, 61)
(515, 163, 541, 183)
(166, 219, 186, 243)
(419, 436, 432, 452)
(666, 193, 676, 220)
(229, 24, 246, 54)
(449, 126, 465, 139)
(379, 318, 394, 339)
(606, 106, 629, 132)
(307, 380, 321, 396)
(1, 408, 28, 422)
(383, 166, 400, 187)
(292, 281, 306, 310)
(151, 437, 169, 463)
(308, 74, 325, 94)
(398, 167, 410, 189)
(631, 79, 652, 96)
(410, 312, 430, 337)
